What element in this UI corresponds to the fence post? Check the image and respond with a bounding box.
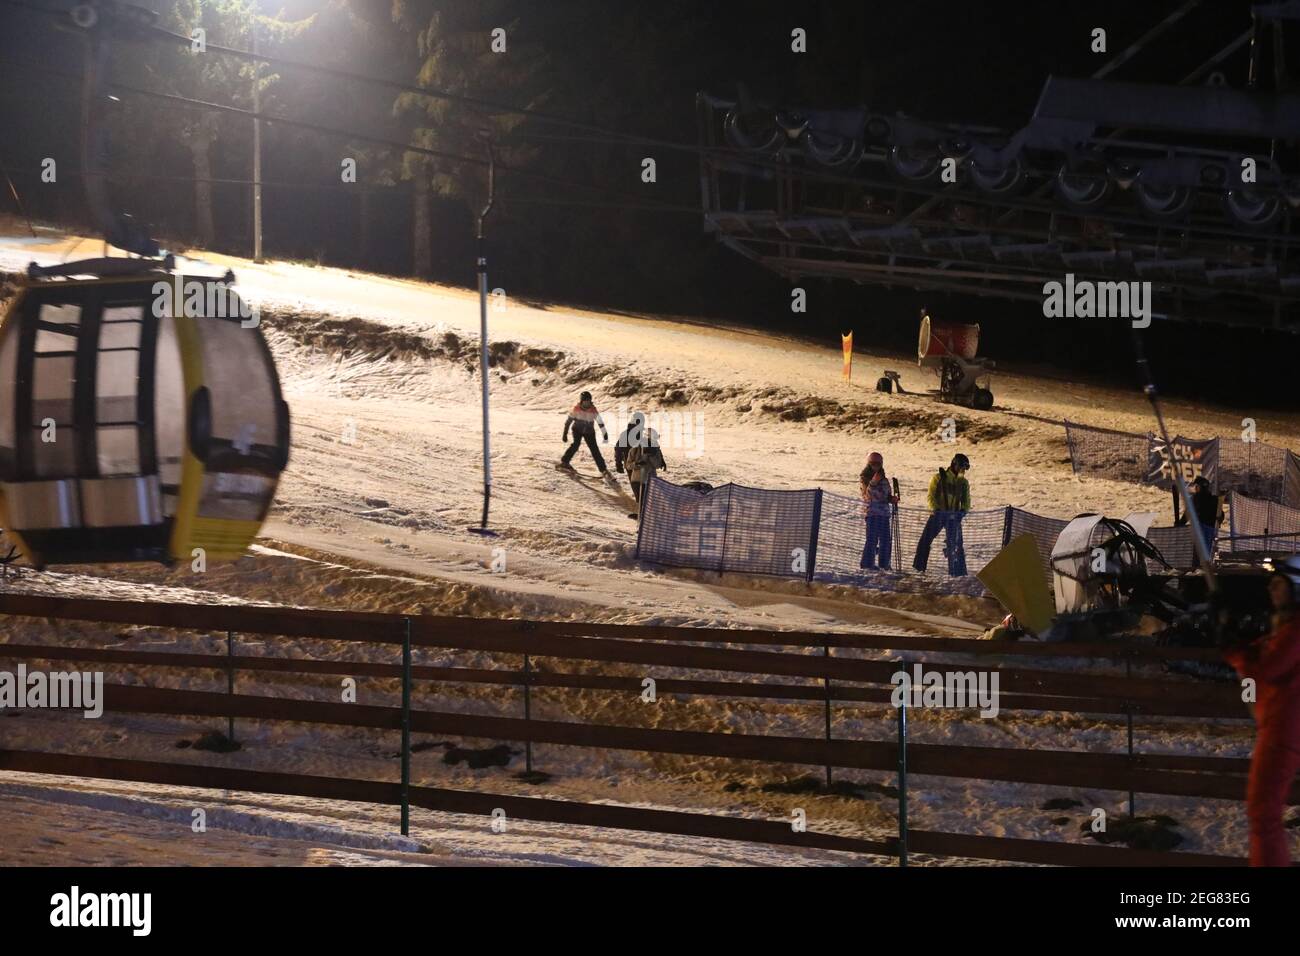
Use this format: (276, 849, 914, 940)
(400, 617, 411, 836)
(1125, 651, 1136, 820)
(523, 653, 533, 775)
(822, 642, 832, 788)
(897, 699, 909, 867)
(225, 631, 235, 743)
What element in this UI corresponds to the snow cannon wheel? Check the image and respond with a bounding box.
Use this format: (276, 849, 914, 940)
(971, 386, 994, 411)
(876, 376, 893, 393)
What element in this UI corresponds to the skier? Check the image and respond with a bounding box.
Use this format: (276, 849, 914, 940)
(616, 411, 666, 515)
(1223, 556, 1300, 866)
(858, 452, 898, 569)
(912, 453, 971, 576)
(559, 391, 610, 474)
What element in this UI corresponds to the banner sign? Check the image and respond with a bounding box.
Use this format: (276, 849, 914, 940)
(636, 479, 820, 579)
(1146, 435, 1218, 490)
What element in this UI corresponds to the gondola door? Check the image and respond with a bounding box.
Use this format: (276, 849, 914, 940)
(168, 284, 289, 561)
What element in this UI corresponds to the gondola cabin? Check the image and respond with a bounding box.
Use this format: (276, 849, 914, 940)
(0, 257, 290, 568)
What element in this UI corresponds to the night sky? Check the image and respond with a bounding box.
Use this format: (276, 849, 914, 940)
(0, 0, 1291, 408)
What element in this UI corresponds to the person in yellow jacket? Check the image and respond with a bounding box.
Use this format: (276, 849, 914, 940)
(912, 453, 971, 575)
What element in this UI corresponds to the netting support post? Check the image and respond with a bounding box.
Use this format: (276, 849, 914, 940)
(717, 484, 734, 577)
(400, 617, 412, 837)
(807, 489, 823, 582)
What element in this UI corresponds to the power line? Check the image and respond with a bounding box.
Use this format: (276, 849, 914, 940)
(0, 2, 934, 204)
(139, 17, 717, 158)
(5, 59, 489, 167)
(0, 0, 718, 159)
(1, 58, 698, 213)
(0, 165, 701, 214)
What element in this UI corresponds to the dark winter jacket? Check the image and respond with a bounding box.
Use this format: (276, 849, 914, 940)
(616, 424, 664, 474)
(1180, 487, 1222, 530)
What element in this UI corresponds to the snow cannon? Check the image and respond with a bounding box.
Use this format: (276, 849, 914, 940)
(917, 312, 994, 410)
(1045, 513, 1177, 641)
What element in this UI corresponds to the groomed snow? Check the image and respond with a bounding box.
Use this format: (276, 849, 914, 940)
(0, 228, 1291, 865)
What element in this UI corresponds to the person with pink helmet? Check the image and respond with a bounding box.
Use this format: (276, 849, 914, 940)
(859, 451, 899, 570)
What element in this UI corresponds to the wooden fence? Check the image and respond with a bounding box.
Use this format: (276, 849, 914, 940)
(0, 592, 1279, 866)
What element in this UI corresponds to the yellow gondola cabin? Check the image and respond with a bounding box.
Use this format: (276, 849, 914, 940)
(0, 256, 290, 568)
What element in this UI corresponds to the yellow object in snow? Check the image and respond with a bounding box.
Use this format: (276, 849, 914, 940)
(976, 534, 1055, 636)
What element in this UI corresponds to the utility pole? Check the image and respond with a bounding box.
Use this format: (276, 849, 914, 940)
(251, 23, 264, 262)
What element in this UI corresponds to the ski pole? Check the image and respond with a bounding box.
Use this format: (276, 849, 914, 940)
(1130, 330, 1217, 592)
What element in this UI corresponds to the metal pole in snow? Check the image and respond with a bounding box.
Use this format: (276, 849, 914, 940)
(523, 653, 533, 775)
(471, 140, 496, 535)
(226, 630, 235, 743)
(401, 617, 411, 836)
(251, 25, 263, 263)
(897, 700, 909, 867)
(1126, 652, 1136, 820)
(822, 642, 832, 789)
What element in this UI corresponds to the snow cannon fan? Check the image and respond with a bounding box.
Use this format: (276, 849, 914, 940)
(0, 260, 291, 568)
(917, 312, 994, 410)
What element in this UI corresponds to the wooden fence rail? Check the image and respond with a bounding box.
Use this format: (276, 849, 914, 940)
(0, 592, 1267, 866)
(0, 642, 1251, 719)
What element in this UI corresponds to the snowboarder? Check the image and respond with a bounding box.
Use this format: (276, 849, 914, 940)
(616, 411, 666, 514)
(1224, 556, 1300, 866)
(858, 452, 898, 569)
(560, 391, 610, 474)
(912, 453, 971, 576)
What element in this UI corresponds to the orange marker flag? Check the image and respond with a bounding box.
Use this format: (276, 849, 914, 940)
(841, 331, 853, 381)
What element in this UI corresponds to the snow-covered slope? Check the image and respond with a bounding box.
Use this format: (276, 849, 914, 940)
(0, 228, 1288, 865)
